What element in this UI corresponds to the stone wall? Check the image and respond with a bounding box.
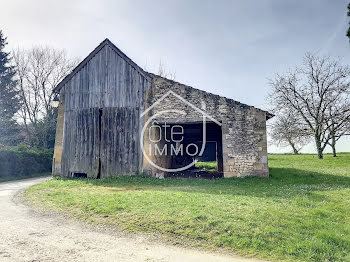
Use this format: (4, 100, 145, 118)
(145, 75, 269, 178)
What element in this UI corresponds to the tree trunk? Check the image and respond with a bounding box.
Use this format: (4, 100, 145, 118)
(331, 136, 337, 157)
(332, 145, 336, 157)
(289, 141, 299, 154)
(315, 135, 323, 159)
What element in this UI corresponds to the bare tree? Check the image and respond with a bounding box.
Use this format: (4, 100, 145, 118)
(12, 46, 78, 146)
(158, 59, 176, 80)
(269, 53, 350, 159)
(326, 105, 350, 157)
(269, 111, 310, 154)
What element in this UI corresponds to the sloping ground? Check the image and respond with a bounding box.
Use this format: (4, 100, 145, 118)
(24, 154, 350, 262)
(0, 177, 264, 262)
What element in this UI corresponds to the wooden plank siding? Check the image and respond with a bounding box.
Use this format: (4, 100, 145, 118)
(60, 43, 151, 178)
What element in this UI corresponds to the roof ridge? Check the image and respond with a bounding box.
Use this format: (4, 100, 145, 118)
(53, 38, 150, 92)
(103, 39, 150, 78)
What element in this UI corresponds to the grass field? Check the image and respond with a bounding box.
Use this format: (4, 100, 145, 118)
(195, 161, 217, 171)
(24, 154, 350, 262)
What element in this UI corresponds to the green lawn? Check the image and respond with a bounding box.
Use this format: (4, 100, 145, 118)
(195, 161, 217, 171)
(24, 154, 350, 262)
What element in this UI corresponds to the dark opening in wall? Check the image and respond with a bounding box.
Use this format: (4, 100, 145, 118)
(73, 172, 87, 178)
(195, 141, 217, 162)
(153, 120, 224, 178)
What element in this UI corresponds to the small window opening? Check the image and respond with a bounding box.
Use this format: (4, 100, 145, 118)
(73, 172, 87, 178)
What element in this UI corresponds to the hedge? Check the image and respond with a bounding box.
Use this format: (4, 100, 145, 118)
(0, 146, 53, 179)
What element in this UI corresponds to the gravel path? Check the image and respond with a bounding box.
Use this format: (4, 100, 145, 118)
(0, 177, 265, 262)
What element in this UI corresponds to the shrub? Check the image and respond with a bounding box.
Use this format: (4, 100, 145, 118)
(0, 145, 53, 179)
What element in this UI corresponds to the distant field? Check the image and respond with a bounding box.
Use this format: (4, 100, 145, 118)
(195, 161, 217, 171)
(24, 154, 350, 262)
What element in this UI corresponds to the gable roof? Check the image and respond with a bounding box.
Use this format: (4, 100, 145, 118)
(148, 73, 274, 120)
(53, 38, 151, 92)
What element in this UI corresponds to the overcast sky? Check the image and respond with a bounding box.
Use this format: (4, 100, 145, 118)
(1, 0, 350, 153)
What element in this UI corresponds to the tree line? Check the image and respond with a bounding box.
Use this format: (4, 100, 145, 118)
(0, 30, 78, 148)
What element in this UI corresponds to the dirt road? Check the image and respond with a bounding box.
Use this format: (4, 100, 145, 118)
(0, 177, 264, 262)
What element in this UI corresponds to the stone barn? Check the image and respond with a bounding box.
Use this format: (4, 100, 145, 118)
(52, 39, 273, 179)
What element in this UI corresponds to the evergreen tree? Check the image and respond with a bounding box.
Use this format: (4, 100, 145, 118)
(0, 30, 20, 145)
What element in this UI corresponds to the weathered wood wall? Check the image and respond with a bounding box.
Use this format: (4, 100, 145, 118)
(60, 43, 151, 178)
